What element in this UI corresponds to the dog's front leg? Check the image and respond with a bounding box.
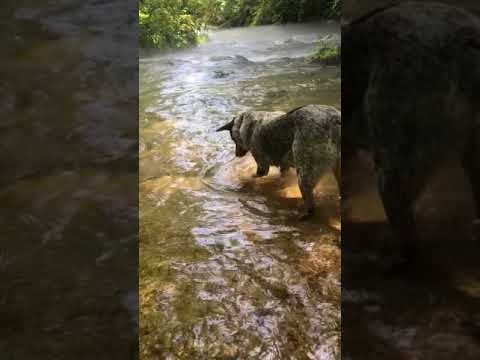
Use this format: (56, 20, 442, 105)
(252, 152, 270, 178)
(254, 164, 269, 177)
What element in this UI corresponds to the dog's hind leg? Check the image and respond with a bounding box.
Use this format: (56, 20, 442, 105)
(297, 161, 331, 219)
(378, 171, 415, 254)
(297, 171, 315, 219)
(376, 153, 429, 268)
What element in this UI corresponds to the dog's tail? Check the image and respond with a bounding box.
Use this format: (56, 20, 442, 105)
(285, 105, 306, 116)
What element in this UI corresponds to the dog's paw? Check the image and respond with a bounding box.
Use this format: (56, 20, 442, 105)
(254, 166, 269, 178)
(253, 171, 269, 178)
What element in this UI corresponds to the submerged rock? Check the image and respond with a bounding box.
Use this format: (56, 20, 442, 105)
(209, 55, 234, 62)
(233, 54, 253, 64)
(213, 69, 233, 78)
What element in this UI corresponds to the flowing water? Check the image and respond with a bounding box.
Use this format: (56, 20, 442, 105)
(139, 23, 341, 359)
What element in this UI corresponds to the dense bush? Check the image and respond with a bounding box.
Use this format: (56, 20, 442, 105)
(221, 0, 341, 27)
(139, 0, 204, 48)
(224, 0, 307, 26)
(322, 0, 341, 20)
(139, 0, 342, 49)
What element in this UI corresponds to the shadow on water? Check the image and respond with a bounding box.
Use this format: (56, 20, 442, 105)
(140, 22, 341, 359)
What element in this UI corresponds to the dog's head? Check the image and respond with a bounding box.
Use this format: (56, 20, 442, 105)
(216, 112, 256, 157)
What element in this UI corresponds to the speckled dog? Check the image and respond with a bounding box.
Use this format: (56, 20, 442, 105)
(343, 2, 480, 263)
(217, 104, 341, 217)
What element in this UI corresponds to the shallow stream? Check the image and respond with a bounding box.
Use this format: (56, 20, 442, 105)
(139, 22, 341, 359)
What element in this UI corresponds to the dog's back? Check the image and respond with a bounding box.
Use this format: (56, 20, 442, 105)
(289, 105, 341, 163)
(253, 105, 341, 167)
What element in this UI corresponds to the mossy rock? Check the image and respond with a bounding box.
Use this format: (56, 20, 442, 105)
(310, 46, 341, 65)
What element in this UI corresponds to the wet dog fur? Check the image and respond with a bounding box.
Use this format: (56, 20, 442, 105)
(217, 104, 341, 218)
(343, 2, 480, 265)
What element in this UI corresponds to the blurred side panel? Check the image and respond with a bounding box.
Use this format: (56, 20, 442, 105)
(0, 1, 138, 358)
(342, 1, 480, 359)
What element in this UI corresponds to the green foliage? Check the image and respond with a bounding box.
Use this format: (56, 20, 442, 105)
(139, 0, 342, 49)
(322, 0, 341, 19)
(201, 0, 229, 26)
(222, 0, 318, 26)
(310, 45, 340, 64)
(235, 0, 342, 26)
(139, 0, 204, 48)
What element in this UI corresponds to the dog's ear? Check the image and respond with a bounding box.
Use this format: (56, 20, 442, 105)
(216, 118, 235, 132)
